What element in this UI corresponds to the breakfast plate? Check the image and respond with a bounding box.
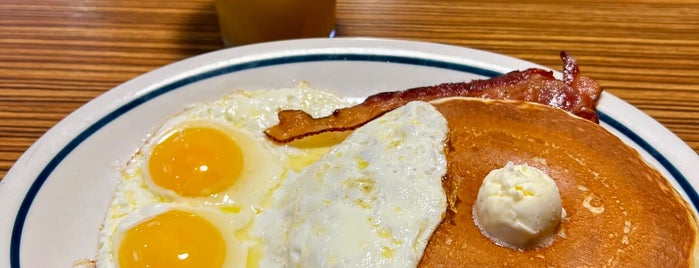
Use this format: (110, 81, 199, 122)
(1, 37, 697, 267)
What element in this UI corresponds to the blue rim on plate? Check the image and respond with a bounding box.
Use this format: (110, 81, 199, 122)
(10, 53, 698, 267)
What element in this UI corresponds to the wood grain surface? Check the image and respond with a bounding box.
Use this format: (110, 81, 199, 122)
(1, 0, 698, 180)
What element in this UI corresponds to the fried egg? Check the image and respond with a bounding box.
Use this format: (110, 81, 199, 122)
(96, 83, 355, 268)
(252, 101, 449, 267)
(110, 203, 246, 267)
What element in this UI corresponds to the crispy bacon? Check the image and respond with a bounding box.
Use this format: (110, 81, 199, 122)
(264, 52, 602, 143)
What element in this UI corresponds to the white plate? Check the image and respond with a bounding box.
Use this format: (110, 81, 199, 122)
(1, 37, 698, 267)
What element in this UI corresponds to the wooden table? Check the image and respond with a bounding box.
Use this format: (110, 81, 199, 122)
(1, 0, 698, 180)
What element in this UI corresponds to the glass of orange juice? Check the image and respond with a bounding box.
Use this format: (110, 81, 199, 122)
(213, 0, 336, 47)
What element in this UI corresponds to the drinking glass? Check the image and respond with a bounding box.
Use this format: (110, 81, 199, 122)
(214, 0, 336, 46)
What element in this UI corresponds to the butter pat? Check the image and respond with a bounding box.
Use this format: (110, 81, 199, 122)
(473, 162, 564, 250)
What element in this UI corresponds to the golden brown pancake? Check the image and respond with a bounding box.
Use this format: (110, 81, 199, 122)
(419, 97, 698, 267)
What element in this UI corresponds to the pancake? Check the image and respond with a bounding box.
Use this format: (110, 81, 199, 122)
(419, 97, 699, 267)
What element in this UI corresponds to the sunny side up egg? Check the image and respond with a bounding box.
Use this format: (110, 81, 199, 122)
(96, 83, 355, 268)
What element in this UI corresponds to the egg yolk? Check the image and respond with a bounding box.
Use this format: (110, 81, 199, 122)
(118, 210, 226, 268)
(148, 126, 243, 197)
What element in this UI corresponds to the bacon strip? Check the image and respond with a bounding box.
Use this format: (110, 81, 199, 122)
(264, 52, 602, 143)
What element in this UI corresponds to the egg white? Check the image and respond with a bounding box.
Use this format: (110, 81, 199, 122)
(252, 101, 449, 267)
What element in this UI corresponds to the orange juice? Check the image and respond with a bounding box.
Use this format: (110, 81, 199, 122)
(214, 0, 336, 46)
